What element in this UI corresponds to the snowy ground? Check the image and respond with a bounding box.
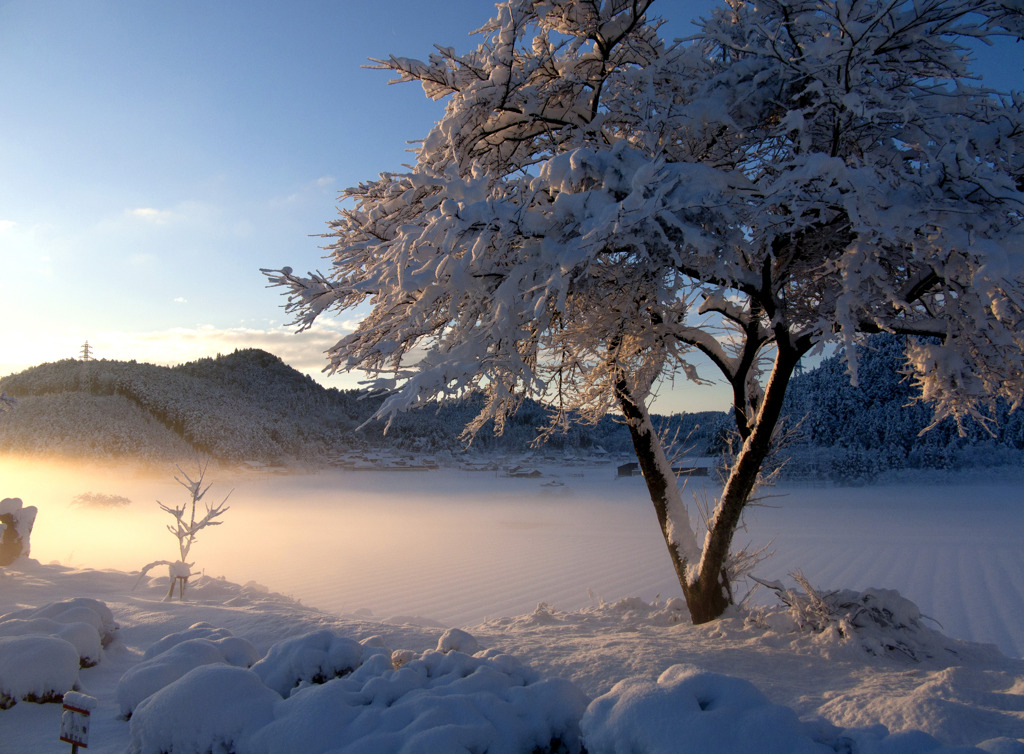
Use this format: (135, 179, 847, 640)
(1, 458, 1022, 751)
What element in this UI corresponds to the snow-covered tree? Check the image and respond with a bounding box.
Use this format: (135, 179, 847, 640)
(136, 460, 231, 600)
(265, 0, 1024, 623)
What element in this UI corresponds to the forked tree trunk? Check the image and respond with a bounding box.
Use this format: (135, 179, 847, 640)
(616, 347, 801, 624)
(614, 375, 700, 594)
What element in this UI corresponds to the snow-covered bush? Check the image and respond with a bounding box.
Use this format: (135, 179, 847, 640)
(0, 635, 79, 709)
(0, 597, 119, 665)
(140, 621, 257, 665)
(436, 627, 481, 655)
(129, 628, 587, 754)
(128, 664, 279, 754)
(0, 618, 101, 668)
(23, 597, 118, 644)
(749, 575, 954, 661)
(249, 644, 587, 754)
(250, 629, 372, 697)
(117, 627, 259, 717)
(582, 664, 823, 754)
(0, 497, 36, 566)
(580, 664, 1013, 754)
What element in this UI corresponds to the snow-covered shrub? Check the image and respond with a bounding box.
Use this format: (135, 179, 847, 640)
(128, 664, 279, 754)
(436, 627, 481, 655)
(127, 628, 587, 754)
(0, 597, 119, 664)
(20, 597, 118, 644)
(0, 635, 80, 709)
(250, 629, 375, 697)
(0, 497, 36, 566)
(749, 575, 952, 661)
(247, 642, 587, 754)
(0, 618, 101, 668)
(141, 622, 257, 666)
(582, 664, 823, 754)
(581, 664, 1013, 754)
(117, 630, 259, 718)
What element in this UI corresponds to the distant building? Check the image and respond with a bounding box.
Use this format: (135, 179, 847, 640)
(617, 462, 640, 478)
(617, 459, 713, 478)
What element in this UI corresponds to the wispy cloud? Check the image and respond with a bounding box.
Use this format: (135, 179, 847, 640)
(129, 207, 177, 225)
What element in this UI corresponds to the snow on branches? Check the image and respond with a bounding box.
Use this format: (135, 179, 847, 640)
(266, 0, 1023, 622)
(135, 459, 231, 601)
(267, 0, 1023, 435)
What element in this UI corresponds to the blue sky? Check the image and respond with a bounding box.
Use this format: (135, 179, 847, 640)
(1, 1, 1020, 415)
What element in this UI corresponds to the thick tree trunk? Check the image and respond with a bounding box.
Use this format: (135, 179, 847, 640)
(615, 346, 800, 625)
(614, 375, 701, 597)
(686, 346, 801, 623)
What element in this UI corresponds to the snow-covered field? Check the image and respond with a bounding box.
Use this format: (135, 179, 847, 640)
(1, 457, 1023, 752)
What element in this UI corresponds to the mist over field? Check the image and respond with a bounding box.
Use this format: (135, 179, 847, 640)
(6, 455, 1022, 659)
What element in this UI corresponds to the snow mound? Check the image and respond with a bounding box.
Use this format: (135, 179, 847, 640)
(128, 664, 279, 754)
(0, 596, 118, 648)
(582, 663, 823, 754)
(0, 616, 101, 667)
(581, 663, 1015, 754)
(250, 629, 371, 697)
(817, 665, 1024, 747)
(0, 634, 79, 708)
(0, 597, 119, 708)
(128, 627, 587, 754)
(437, 626, 482, 654)
(141, 621, 259, 666)
(248, 642, 587, 754)
(484, 596, 691, 631)
(117, 627, 260, 717)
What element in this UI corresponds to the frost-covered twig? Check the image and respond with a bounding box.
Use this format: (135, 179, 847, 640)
(749, 572, 951, 661)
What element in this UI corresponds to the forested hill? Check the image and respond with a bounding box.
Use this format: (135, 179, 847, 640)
(0, 349, 728, 465)
(779, 334, 1024, 481)
(2, 341, 1020, 476)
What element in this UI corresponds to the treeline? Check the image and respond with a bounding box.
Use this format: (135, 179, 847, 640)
(0, 349, 726, 464)
(778, 334, 1024, 482)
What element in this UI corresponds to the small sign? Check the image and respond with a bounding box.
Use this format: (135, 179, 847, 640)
(60, 691, 96, 749)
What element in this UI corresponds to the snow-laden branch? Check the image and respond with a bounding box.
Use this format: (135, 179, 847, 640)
(266, 0, 1023, 622)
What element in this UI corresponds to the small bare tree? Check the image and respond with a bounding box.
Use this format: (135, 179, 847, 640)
(135, 459, 231, 601)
